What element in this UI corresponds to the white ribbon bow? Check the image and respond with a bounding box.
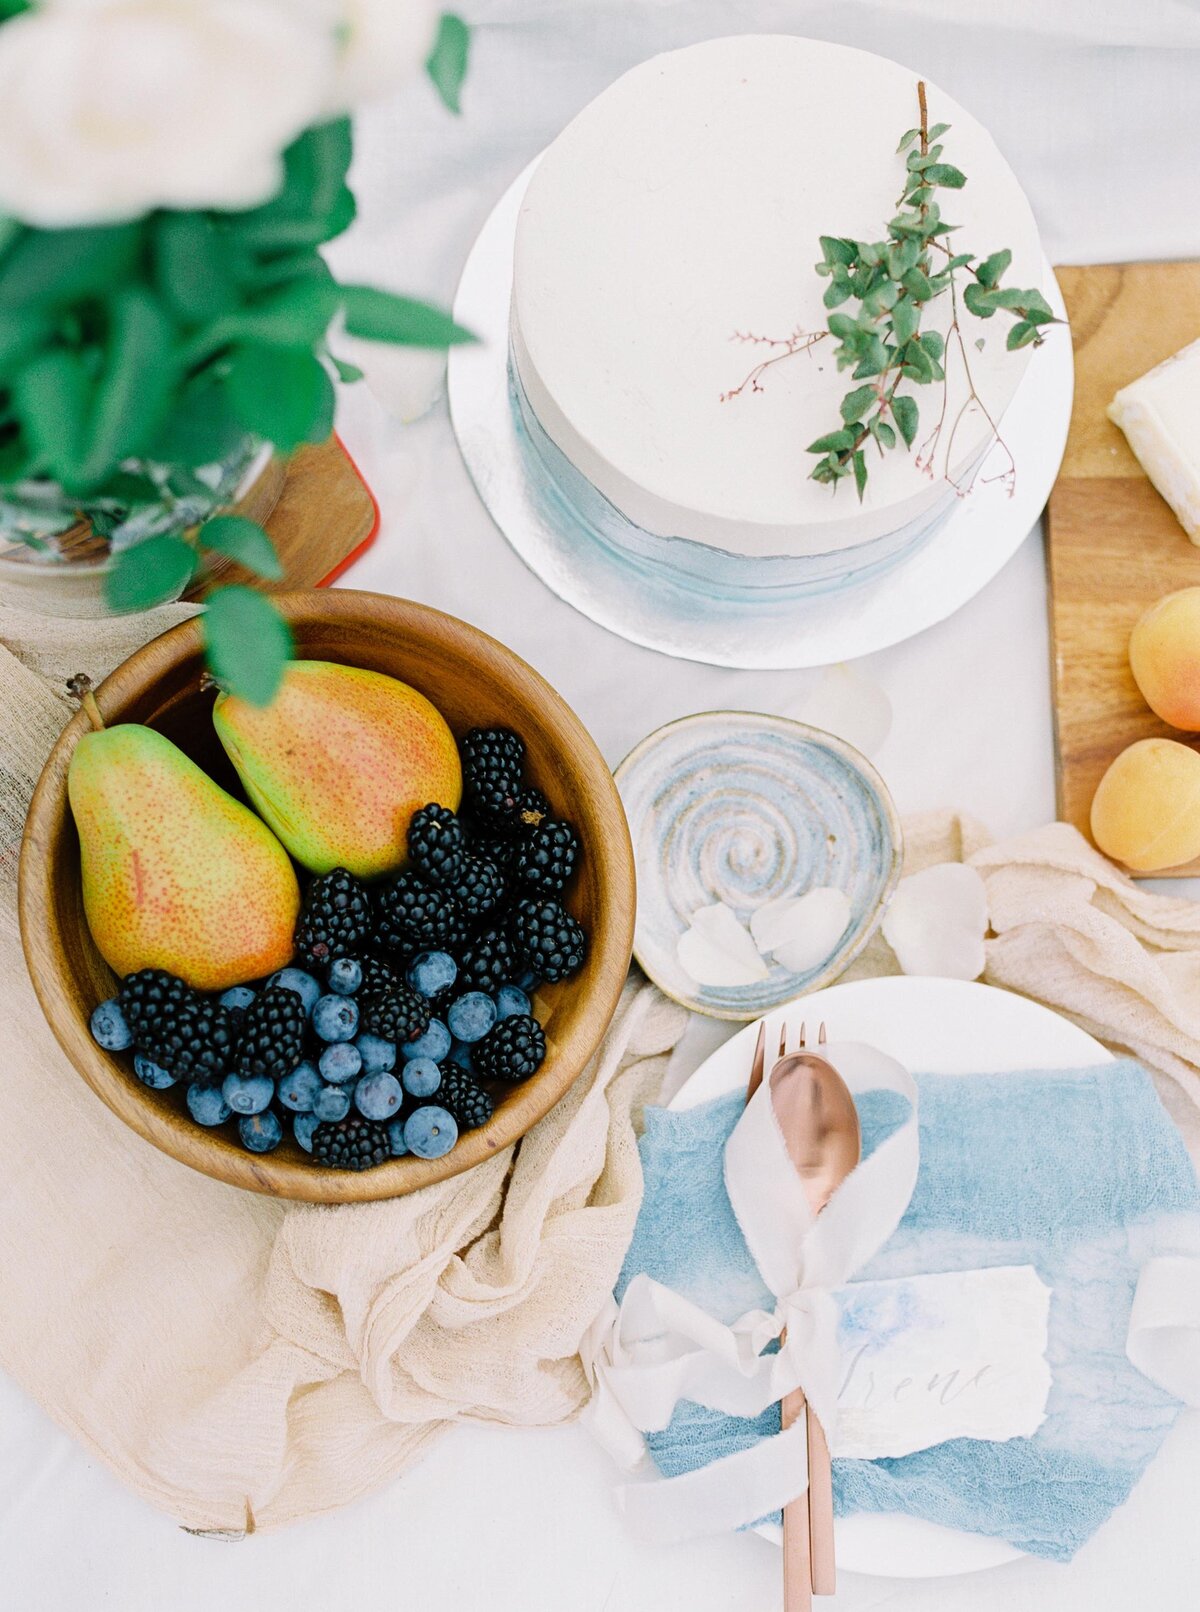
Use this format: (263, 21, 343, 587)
(582, 1041, 920, 1542)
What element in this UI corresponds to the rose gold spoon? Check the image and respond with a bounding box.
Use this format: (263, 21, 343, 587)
(770, 1022, 862, 1603)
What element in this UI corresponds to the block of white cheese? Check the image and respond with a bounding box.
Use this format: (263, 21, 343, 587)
(1108, 337, 1200, 543)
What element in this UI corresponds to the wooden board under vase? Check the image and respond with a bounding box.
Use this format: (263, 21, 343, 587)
(1046, 260, 1200, 877)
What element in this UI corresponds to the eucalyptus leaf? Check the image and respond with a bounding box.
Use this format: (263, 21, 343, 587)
(339, 286, 475, 347)
(0, 221, 140, 309)
(896, 128, 920, 152)
(820, 235, 856, 266)
(154, 214, 238, 324)
(975, 249, 1012, 288)
(75, 287, 176, 489)
(106, 533, 196, 613)
(839, 384, 876, 424)
(807, 430, 855, 454)
(203, 585, 293, 706)
(200, 514, 283, 579)
(890, 298, 918, 344)
(1007, 320, 1039, 350)
(226, 344, 334, 450)
(892, 394, 919, 448)
(427, 13, 470, 114)
(330, 354, 365, 383)
(12, 349, 90, 484)
(924, 163, 967, 189)
(852, 450, 868, 501)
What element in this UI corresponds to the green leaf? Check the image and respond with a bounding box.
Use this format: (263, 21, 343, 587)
(927, 122, 951, 141)
(962, 281, 997, 319)
(903, 338, 934, 380)
(226, 344, 335, 450)
(106, 534, 196, 613)
(12, 349, 91, 483)
(901, 266, 933, 300)
(839, 384, 877, 424)
(896, 127, 920, 153)
(975, 248, 1011, 289)
(202, 585, 293, 706)
(154, 214, 239, 324)
(226, 119, 354, 250)
(892, 393, 919, 448)
(807, 429, 855, 454)
(924, 164, 967, 189)
(72, 288, 176, 489)
(0, 221, 140, 309)
(150, 368, 248, 467)
(852, 449, 868, 501)
(871, 418, 897, 450)
(1019, 287, 1056, 321)
(823, 280, 853, 309)
(339, 285, 475, 347)
(945, 252, 974, 272)
(426, 13, 470, 114)
(200, 514, 283, 579)
(330, 354, 364, 383)
(919, 328, 944, 361)
(1007, 320, 1039, 350)
(182, 278, 340, 366)
(890, 298, 918, 344)
(819, 235, 856, 267)
(0, 306, 52, 381)
(827, 313, 860, 341)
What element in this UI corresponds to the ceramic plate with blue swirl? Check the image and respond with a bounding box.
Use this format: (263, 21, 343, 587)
(615, 712, 903, 1019)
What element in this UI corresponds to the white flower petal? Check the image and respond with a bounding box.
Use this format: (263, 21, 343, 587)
(751, 886, 853, 974)
(676, 903, 769, 988)
(881, 863, 989, 981)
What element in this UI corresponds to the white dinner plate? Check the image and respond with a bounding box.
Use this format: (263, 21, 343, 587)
(448, 159, 1074, 670)
(666, 974, 1112, 1579)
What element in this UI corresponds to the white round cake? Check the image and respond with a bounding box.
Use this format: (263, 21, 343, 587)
(510, 35, 1044, 578)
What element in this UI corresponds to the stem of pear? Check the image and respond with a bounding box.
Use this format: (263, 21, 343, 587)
(66, 673, 105, 732)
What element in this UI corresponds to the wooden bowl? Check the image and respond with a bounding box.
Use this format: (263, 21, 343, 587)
(18, 590, 635, 1202)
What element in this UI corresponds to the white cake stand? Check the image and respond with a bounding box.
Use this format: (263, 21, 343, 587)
(448, 158, 1074, 670)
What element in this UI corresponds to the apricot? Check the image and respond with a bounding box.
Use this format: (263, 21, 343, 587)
(1130, 588, 1200, 731)
(1090, 738, 1200, 872)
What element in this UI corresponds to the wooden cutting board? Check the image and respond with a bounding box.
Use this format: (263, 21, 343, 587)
(1046, 261, 1200, 876)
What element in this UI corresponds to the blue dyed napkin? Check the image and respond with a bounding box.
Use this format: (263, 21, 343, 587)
(619, 1060, 1200, 1562)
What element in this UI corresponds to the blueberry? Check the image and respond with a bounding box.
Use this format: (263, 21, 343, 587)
(239, 1111, 283, 1153)
(219, 985, 257, 1013)
(312, 993, 358, 1043)
(404, 1104, 459, 1160)
(313, 1084, 351, 1123)
(294, 1111, 321, 1153)
(133, 1053, 175, 1089)
(222, 1071, 275, 1115)
(447, 991, 497, 1044)
(496, 984, 532, 1020)
(401, 1017, 451, 1063)
(408, 950, 458, 999)
(278, 1060, 322, 1113)
(355, 1071, 404, 1121)
(356, 1032, 397, 1075)
(268, 967, 322, 1015)
(327, 957, 362, 996)
(401, 1055, 442, 1099)
(319, 1041, 362, 1084)
(386, 1117, 410, 1157)
(90, 998, 133, 1052)
(187, 1083, 231, 1127)
(446, 1041, 475, 1073)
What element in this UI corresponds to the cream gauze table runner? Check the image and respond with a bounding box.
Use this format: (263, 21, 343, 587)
(1, 603, 1198, 1533)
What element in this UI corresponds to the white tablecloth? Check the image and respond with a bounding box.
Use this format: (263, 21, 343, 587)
(4, 3, 1199, 1606)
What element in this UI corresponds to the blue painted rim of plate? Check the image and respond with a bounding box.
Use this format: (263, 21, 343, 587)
(615, 711, 904, 1020)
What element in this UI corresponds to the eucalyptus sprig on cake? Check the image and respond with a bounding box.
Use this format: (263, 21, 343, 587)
(807, 81, 1058, 500)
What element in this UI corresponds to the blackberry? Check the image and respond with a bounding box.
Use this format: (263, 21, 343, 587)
(449, 854, 506, 919)
(455, 926, 516, 992)
(516, 819, 580, 893)
(461, 727, 526, 826)
(471, 833, 519, 871)
(118, 969, 236, 1083)
(512, 789, 551, 833)
(474, 1014, 546, 1082)
(312, 1115, 390, 1170)
(358, 956, 398, 996)
(375, 872, 467, 954)
(358, 980, 430, 1044)
(510, 897, 587, 983)
(436, 1064, 495, 1129)
(294, 868, 373, 967)
(236, 986, 307, 1080)
(407, 803, 466, 887)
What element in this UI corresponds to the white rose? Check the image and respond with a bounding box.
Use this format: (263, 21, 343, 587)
(282, 0, 442, 109)
(0, 0, 335, 227)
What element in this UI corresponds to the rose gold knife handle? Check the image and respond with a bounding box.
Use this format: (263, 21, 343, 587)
(806, 1409, 836, 1595)
(780, 1377, 813, 1612)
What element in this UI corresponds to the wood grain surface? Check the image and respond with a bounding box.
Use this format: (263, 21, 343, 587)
(18, 592, 636, 1203)
(1046, 261, 1200, 876)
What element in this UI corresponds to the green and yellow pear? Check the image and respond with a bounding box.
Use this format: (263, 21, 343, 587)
(68, 723, 301, 991)
(212, 659, 462, 879)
